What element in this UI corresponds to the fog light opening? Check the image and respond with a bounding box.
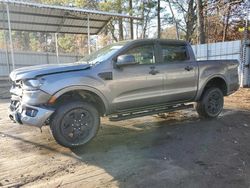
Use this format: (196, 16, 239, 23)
(25, 108, 38, 117)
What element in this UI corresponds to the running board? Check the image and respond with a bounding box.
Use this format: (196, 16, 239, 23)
(109, 104, 193, 121)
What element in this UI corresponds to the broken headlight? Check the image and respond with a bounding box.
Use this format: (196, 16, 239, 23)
(22, 78, 44, 90)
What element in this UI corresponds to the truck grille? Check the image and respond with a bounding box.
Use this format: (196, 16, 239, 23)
(10, 100, 20, 111)
(12, 80, 22, 89)
(10, 80, 23, 98)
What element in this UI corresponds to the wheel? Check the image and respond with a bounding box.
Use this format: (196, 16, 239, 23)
(50, 101, 100, 148)
(195, 87, 224, 118)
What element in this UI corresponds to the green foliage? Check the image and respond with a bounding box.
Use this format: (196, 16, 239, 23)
(0, 0, 245, 53)
(40, 0, 98, 8)
(58, 34, 76, 53)
(30, 36, 41, 51)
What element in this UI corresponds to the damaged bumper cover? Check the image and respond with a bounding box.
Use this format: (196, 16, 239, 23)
(9, 97, 54, 128)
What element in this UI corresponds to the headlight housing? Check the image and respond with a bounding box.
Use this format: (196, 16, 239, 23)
(22, 78, 44, 90)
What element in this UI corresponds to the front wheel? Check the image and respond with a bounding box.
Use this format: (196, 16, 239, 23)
(195, 87, 224, 119)
(50, 101, 100, 148)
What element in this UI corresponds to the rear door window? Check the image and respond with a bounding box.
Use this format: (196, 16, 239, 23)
(161, 45, 189, 63)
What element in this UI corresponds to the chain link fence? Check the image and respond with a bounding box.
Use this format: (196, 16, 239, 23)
(192, 40, 250, 87)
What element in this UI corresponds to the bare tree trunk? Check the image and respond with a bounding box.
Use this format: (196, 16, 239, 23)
(213, 5, 220, 43)
(157, 0, 161, 39)
(141, 1, 154, 39)
(142, 2, 149, 39)
(129, 0, 134, 39)
(168, 0, 179, 39)
(142, 9, 151, 38)
(222, 5, 231, 42)
(185, 0, 195, 42)
(196, 0, 206, 44)
(118, 19, 124, 41)
(118, 0, 124, 41)
(141, 2, 145, 39)
(136, 19, 139, 39)
(108, 22, 118, 42)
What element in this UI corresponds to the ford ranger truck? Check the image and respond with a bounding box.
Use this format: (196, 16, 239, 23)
(9, 39, 239, 148)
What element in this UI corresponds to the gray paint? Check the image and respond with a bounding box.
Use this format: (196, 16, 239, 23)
(8, 39, 239, 127)
(10, 63, 90, 80)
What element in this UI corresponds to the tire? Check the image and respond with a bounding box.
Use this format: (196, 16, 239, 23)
(50, 101, 100, 148)
(195, 87, 224, 119)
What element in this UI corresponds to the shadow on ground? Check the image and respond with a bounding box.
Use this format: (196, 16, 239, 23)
(1, 109, 250, 188)
(69, 109, 250, 188)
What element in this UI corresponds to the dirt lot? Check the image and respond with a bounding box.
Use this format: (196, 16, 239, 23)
(0, 88, 250, 188)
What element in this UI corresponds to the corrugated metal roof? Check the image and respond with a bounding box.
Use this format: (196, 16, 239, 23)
(0, 0, 141, 34)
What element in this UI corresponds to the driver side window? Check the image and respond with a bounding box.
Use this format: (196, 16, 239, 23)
(122, 45, 155, 65)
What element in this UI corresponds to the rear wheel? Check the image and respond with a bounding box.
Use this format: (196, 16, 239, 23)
(50, 101, 100, 148)
(195, 87, 224, 118)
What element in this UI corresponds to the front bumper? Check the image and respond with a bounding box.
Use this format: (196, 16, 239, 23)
(9, 100, 54, 128)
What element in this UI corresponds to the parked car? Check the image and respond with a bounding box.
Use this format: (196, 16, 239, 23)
(9, 39, 239, 148)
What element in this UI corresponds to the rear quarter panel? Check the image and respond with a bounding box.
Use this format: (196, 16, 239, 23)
(195, 60, 239, 101)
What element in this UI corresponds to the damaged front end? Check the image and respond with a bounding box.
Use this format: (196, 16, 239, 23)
(9, 79, 54, 128)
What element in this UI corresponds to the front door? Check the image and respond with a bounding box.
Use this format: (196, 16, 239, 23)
(110, 43, 164, 111)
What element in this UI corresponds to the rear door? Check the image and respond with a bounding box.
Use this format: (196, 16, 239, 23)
(110, 42, 164, 111)
(158, 42, 198, 103)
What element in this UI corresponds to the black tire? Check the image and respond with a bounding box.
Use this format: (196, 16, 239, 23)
(50, 101, 100, 148)
(195, 87, 224, 119)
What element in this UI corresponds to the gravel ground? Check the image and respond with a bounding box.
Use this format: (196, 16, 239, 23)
(0, 88, 250, 188)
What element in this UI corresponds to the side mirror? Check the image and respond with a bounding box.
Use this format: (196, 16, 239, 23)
(116, 54, 137, 67)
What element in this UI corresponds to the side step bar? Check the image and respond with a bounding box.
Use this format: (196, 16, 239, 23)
(109, 104, 194, 121)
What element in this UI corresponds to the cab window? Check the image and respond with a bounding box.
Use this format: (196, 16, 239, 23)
(122, 45, 155, 65)
(161, 45, 189, 63)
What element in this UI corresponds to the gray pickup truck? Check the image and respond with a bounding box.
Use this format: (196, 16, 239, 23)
(9, 39, 239, 148)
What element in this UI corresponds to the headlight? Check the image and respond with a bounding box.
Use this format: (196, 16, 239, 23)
(22, 78, 44, 90)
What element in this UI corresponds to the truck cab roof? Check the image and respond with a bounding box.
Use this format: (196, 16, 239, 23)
(120, 39, 189, 46)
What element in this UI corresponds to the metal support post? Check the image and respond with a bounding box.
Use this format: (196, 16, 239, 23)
(6, 3, 15, 70)
(87, 14, 91, 54)
(55, 33, 59, 64)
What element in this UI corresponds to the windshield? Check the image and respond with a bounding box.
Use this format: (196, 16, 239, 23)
(79, 41, 128, 64)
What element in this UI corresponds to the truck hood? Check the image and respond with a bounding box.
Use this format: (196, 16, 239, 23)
(10, 63, 90, 81)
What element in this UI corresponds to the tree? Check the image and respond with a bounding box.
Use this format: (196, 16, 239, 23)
(99, 0, 133, 41)
(206, 0, 246, 42)
(165, 0, 196, 42)
(166, 0, 179, 39)
(185, 0, 196, 42)
(196, 0, 206, 44)
(161, 26, 185, 39)
(157, 0, 161, 38)
(117, 0, 124, 41)
(140, 0, 158, 38)
(1, 0, 248, 54)
(129, 0, 134, 39)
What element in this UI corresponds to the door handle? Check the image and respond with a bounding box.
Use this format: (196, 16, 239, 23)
(185, 66, 193, 71)
(149, 66, 159, 75)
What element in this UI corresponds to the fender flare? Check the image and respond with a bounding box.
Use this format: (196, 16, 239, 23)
(52, 85, 110, 113)
(195, 74, 228, 101)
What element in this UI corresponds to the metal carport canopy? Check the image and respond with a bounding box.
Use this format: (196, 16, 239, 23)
(0, 0, 140, 34)
(0, 0, 141, 69)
